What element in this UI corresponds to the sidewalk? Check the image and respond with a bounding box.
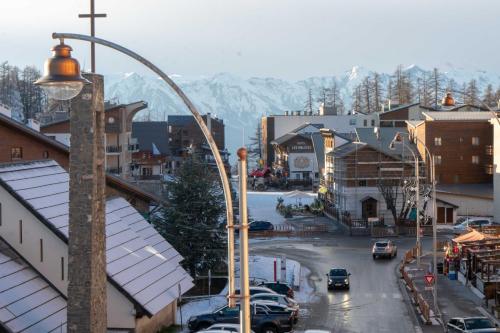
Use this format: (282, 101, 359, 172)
(402, 252, 497, 332)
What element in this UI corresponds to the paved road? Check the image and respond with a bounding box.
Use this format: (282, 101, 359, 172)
(251, 236, 420, 333)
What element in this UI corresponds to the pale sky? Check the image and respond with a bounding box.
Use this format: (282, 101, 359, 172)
(1, 0, 498, 80)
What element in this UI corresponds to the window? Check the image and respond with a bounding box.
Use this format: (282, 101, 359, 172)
(19, 220, 23, 243)
(363, 119, 367, 127)
(434, 155, 442, 165)
(42, 151, 49, 159)
(11, 147, 22, 160)
(460, 155, 464, 161)
(40, 239, 43, 262)
(371, 119, 376, 127)
(454, 174, 460, 183)
(61, 257, 65, 280)
(472, 155, 479, 164)
(295, 173, 300, 180)
(358, 180, 367, 187)
(459, 137, 464, 143)
(349, 119, 357, 126)
(434, 137, 442, 146)
(472, 137, 480, 146)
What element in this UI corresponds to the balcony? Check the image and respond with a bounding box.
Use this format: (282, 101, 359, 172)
(106, 167, 122, 175)
(106, 145, 122, 154)
(485, 145, 493, 156)
(485, 164, 494, 175)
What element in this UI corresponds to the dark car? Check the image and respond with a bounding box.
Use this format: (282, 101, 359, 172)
(249, 221, 274, 232)
(187, 303, 294, 333)
(327, 268, 351, 290)
(259, 281, 294, 299)
(447, 317, 498, 332)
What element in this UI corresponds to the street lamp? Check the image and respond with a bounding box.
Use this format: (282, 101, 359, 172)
(35, 41, 90, 100)
(36, 32, 239, 324)
(389, 134, 421, 266)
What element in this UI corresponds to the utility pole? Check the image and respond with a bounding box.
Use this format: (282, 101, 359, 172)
(237, 148, 251, 333)
(415, 153, 420, 267)
(78, 0, 107, 72)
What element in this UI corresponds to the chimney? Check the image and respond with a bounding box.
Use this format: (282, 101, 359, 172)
(207, 112, 212, 132)
(442, 92, 455, 107)
(27, 118, 40, 132)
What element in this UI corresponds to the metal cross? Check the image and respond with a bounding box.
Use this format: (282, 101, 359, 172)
(78, 0, 107, 73)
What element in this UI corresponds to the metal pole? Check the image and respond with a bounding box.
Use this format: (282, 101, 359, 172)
(51, 33, 237, 307)
(237, 148, 251, 333)
(431, 155, 438, 315)
(415, 149, 420, 267)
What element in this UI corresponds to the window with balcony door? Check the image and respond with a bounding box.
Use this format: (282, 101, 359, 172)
(434, 137, 442, 146)
(472, 155, 479, 164)
(472, 137, 480, 146)
(435, 155, 442, 165)
(11, 147, 22, 160)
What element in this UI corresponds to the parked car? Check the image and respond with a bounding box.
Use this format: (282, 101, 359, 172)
(372, 240, 397, 259)
(187, 303, 294, 333)
(202, 323, 255, 333)
(249, 300, 298, 324)
(326, 268, 351, 290)
(235, 286, 277, 296)
(259, 281, 294, 299)
(250, 293, 298, 311)
(453, 219, 493, 234)
(447, 317, 498, 332)
(249, 221, 274, 232)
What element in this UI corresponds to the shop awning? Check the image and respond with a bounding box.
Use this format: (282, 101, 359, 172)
(453, 229, 498, 243)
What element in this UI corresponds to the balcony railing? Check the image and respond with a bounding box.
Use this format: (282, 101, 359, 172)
(485, 145, 493, 156)
(106, 145, 122, 154)
(106, 167, 122, 175)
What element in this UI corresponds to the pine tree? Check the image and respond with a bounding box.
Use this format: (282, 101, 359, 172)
(304, 88, 313, 113)
(153, 156, 226, 276)
(465, 79, 479, 105)
(248, 121, 263, 161)
(482, 84, 496, 108)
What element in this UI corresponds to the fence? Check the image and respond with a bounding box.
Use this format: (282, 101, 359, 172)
(248, 224, 331, 238)
(400, 247, 432, 324)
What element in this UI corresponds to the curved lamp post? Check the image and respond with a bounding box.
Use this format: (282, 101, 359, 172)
(37, 33, 236, 307)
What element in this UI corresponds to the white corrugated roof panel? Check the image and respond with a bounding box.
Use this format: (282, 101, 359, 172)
(0, 239, 67, 333)
(423, 111, 494, 121)
(0, 160, 193, 319)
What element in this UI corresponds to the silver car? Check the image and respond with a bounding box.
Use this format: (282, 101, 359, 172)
(447, 317, 498, 332)
(372, 240, 397, 259)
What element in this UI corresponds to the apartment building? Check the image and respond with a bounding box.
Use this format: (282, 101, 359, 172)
(261, 110, 378, 168)
(41, 101, 147, 178)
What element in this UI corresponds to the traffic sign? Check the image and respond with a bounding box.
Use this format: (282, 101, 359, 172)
(424, 274, 435, 286)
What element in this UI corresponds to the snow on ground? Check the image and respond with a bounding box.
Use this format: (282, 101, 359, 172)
(247, 191, 316, 225)
(176, 295, 227, 325)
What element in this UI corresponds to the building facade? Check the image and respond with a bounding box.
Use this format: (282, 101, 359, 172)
(41, 101, 147, 178)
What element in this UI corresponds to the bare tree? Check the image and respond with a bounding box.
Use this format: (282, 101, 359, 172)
(304, 88, 313, 113)
(482, 84, 496, 107)
(464, 79, 479, 105)
(429, 68, 444, 106)
(377, 178, 412, 225)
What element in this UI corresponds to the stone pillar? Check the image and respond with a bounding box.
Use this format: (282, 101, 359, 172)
(67, 73, 107, 333)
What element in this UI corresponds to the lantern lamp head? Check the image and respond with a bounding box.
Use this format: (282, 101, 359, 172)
(34, 40, 91, 100)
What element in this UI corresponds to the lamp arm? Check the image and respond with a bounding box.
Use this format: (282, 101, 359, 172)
(52, 32, 236, 304)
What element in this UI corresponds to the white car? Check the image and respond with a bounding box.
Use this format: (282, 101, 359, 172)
(372, 240, 397, 259)
(250, 293, 299, 311)
(202, 323, 255, 333)
(447, 316, 497, 332)
(234, 286, 277, 296)
(453, 219, 492, 234)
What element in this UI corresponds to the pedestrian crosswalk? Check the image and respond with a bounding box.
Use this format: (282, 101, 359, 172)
(360, 292, 402, 299)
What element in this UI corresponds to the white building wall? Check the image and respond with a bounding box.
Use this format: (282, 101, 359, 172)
(436, 193, 493, 217)
(0, 186, 136, 329)
(288, 152, 318, 179)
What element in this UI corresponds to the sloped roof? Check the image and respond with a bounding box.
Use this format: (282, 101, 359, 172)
(311, 132, 325, 170)
(333, 142, 367, 158)
(271, 132, 311, 145)
(168, 115, 195, 126)
(132, 121, 171, 155)
(380, 102, 419, 114)
(356, 127, 418, 158)
(0, 238, 67, 333)
(290, 123, 324, 133)
(423, 111, 493, 121)
(0, 160, 193, 317)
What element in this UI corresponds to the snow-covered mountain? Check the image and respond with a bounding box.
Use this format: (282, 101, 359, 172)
(104, 65, 500, 162)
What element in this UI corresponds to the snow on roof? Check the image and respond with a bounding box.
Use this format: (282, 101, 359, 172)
(0, 238, 67, 333)
(0, 160, 193, 316)
(423, 111, 494, 121)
